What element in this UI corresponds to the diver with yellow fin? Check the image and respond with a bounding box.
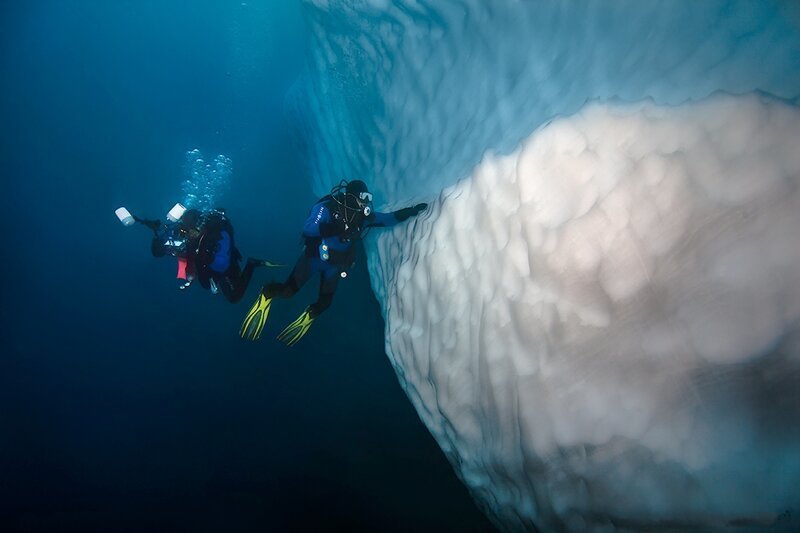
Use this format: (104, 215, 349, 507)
(240, 180, 427, 345)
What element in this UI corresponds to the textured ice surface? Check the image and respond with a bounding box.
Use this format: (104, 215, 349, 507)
(371, 94, 800, 529)
(297, 0, 800, 201)
(297, 0, 800, 530)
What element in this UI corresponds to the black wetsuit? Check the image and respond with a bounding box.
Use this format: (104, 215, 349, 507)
(265, 195, 423, 317)
(149, 210, 259, 303)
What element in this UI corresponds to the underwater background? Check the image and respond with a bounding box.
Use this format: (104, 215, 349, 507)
(0, 1, 492, 531)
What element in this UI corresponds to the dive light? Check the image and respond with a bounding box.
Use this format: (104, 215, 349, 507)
(115, 207, 135, 226)
(166, 202, 187, 222)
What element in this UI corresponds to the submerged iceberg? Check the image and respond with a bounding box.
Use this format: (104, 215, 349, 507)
(297, 0, 800, 529)
(373, 94, 800, 529)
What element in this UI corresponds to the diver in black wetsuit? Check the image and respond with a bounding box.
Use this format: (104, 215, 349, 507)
(131, 207, 280, 303)
(240, 179, 427, 346)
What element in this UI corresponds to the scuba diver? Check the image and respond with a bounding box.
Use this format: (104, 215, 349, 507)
(116, 203, 281, 303)
(240, 180, 427, 346)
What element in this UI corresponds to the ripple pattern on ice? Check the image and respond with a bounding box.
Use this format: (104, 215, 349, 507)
(371, 95, 800, 529)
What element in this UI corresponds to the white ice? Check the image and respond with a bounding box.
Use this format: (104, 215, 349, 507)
(370, 94, 800, 529)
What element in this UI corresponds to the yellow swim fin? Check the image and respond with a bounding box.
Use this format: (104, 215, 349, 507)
(277, 308, 315, 347)
(240, 289, 273, 341)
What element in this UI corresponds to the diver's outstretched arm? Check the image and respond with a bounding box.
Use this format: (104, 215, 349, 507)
(132, 216, 161, 233)
(132, 216, 165, 257)
(393, 203, 428, 222)
(366, 203, 428, 228)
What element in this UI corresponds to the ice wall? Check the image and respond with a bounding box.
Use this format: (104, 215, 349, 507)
(297, 0, 800, 529)
(372, 94, 800, 529)
(297, 0, 800, 201)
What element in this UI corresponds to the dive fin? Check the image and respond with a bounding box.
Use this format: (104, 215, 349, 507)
(240, 289, 273, 341)
(277, 308, 315, 347)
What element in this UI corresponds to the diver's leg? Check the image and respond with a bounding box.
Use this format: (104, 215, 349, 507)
(277, 266, 340, 346)
(308, 267, 341, 318)
(242, 255, 318, 341)
(222, 260, 256, 303)
(264, 254, 313, 299)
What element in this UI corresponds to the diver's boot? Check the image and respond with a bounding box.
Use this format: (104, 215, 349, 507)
(277, 307, 316, 347)
(240, 287, 273, 341)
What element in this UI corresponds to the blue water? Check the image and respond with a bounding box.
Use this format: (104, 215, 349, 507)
(0, 2, 490, 531)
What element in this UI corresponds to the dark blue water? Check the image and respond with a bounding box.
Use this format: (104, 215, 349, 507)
(0, 2, 491, 531)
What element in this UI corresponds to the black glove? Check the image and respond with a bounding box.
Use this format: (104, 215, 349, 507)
(394, 203, 428, 222)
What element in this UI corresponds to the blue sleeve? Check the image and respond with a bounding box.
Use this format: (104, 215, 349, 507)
(303, 202, 331, 237)
(208, 231, 232, 273)
(365, 211, 400, 228)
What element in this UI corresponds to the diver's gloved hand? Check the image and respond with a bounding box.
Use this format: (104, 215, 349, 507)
(394, 203, 428, 222)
